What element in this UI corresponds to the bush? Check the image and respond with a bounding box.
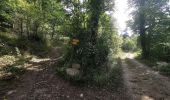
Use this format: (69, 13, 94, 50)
(0, 45, 14, 56)
(0, 32, 51, 57)
(0, 33, 17, 56)
(160, 64, 170, 76)
(57, 34, 112, 82)
(149, 43, 170, 62)
(57, 14, 122, 84)
(122, 35, 138, 52)
(3, 65, 25, 76)
(92, 58, 123, 88)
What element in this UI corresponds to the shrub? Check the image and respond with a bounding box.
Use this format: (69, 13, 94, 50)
(0, 33, 17, 56)
(3, 65, 25, 76)
(122, 37, 138, 52)
(150, 43, 170, 62)
(0, 55, 16, 68)
(0, 45, 14, 56)
(160, 64, 170, 76)
(57, 14, 122, 83)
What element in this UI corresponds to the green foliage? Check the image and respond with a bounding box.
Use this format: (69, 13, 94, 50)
(0, 0, 66, 41)
(0, 33, 17, 56)
(160, 64, 170, 76)
(0, 32, 50, 57)
(129, 0, 170, 61)
(122, 35, 138, 52)
(0, 0, 122, 85)
(122, 38, 134, 52)
(93, 61, 122, 87)
(0, 0, 13, 31)
(150, 43, 170, 61)
(54, 0, 121, 83)
(59, 13, 121, 83)
(2, 65, 25, 76)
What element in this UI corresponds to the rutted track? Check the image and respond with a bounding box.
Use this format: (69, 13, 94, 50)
(122, 54, 170, 100)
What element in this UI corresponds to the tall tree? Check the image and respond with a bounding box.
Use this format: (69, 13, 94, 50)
(129, 0, 170, 59)
(0, 0, 12, 31)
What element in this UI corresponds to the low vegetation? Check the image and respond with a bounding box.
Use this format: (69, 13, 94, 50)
(159, 64, 170, 76)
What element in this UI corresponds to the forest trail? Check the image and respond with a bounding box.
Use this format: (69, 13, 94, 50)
(4, 49, 128, 100)
(4, 51, 170, 100)
(122, 53, 170, 100)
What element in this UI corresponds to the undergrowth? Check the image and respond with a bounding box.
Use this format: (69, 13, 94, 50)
(129, 58, 170, 77)
(0, 32, 51, 57)
(160, 65, 170, 76)
(56, 58, 123, 90)
(0, 55, 29, 98)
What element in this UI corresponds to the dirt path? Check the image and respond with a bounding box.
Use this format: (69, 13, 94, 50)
(4, 55, 128, 100)
(5, 59, 127, 100)
(5, 51, 170, 100)
(122, 53, 170, 100)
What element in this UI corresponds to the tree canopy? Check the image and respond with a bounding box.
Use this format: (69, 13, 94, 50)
(129, 0, 170, 61)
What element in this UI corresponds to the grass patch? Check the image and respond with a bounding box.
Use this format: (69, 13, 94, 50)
(92, 60, 123, 89)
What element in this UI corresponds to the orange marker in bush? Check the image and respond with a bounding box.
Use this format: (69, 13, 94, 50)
(72, 39, 80, 45)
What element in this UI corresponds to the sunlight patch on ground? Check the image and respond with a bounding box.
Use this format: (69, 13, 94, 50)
(30, 57, 50, 63)
(27, 57, 51, 71)
(0, 55, 17, 68)
(26, 65, 43, 71)
(121, 53, 136, 59)
(141, 95, 154, 100)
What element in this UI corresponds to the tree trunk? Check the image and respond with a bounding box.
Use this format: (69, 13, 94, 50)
(88, 0, 103, 45)
(20, 18, 23, 36)
(87, 0, 103, 67)
(51, 25, 55, 39)
(139, 0, 148, 59)
(26, 16, 30, 38)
